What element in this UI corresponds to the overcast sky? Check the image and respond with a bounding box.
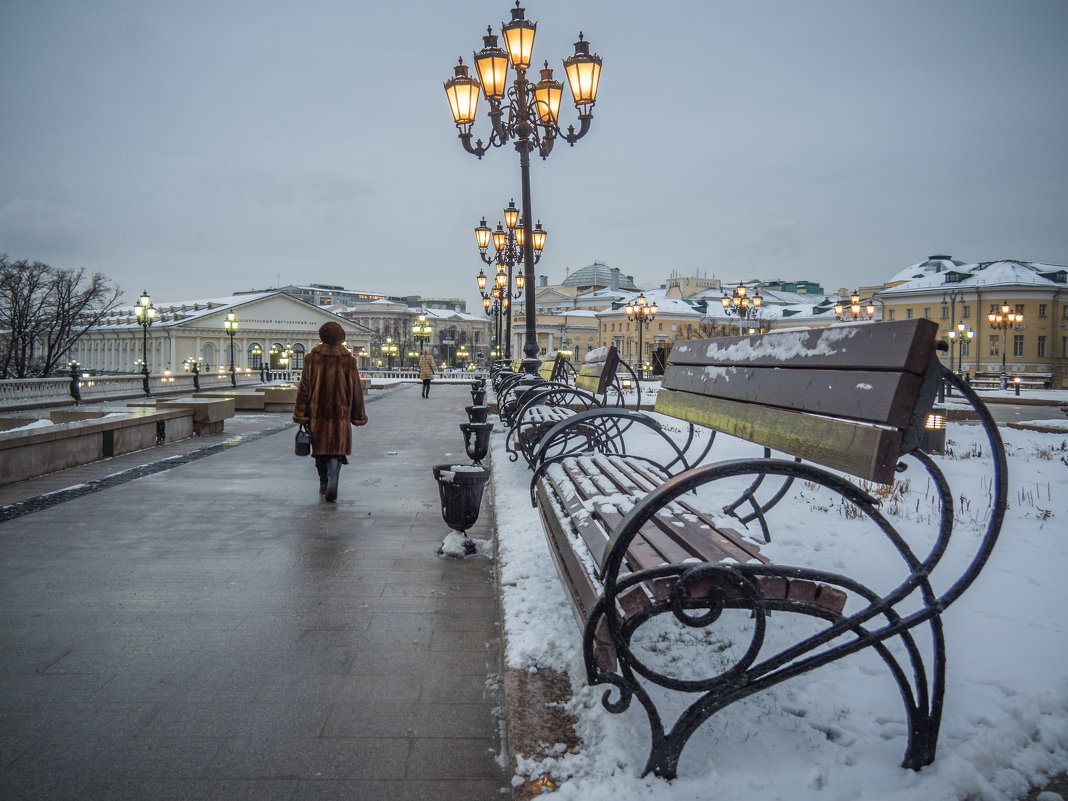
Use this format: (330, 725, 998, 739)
(2, 0, 1066, 313)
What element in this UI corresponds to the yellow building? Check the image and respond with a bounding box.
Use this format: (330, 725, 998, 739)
(876, 257, 1068, 387)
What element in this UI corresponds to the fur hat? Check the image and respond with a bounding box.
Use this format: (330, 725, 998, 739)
(318, 321, 346, 346)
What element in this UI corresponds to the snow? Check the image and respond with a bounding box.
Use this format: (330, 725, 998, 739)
(2, 418, 55, 432)
(491, 416, 1068, 800)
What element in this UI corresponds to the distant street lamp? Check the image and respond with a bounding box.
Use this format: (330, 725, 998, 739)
(184, 357, 202, 392)
(834, 290, 875, 322)
(625, 294, 657, 379)
(413, 313, 433, 357)
(224, 312, 239, 387)
(475, 200, 543, 360)
(135, 290, 156, 396)
(68, 360, 82, 405)
(946, 323, 975, 377)
(988, 302, 1023, 389)
(383, 336, 398, 369)
(721, 284, 762, 335)
(445, 4, 602, 372)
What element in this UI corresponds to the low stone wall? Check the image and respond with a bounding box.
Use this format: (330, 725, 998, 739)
(0, 407, 195, 486)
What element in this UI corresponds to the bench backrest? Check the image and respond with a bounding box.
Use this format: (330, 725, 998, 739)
(538, 353, 566, 382)
(574, 346, 620, 396)
(656, 320, 941, 484)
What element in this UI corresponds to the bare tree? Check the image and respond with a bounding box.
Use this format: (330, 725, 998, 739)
(0, 255, 122, 378)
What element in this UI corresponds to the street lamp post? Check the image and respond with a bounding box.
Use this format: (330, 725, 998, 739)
(720, 284, 763, 335)
(946, 323, 975, 378)
(184, 357, 202, 392)
(413, 313, 433, 360)
(68, 360, 82, 405)
(224, 312, 239, 387)
(445, 4, 602, 373)
(834, 290, 875, 322)
(475, 200, 542, 360)
(383, 337, 398, 370)
(134, 290, 156, 396)
(624, 294, 657, 379)
(987, 302, 1024, 389)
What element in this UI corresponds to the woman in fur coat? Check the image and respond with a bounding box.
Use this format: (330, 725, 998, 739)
(418, 348, 436, 398)
(292, 321, 367, 501)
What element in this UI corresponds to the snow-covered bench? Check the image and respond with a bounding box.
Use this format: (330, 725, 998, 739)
(506, 347, 641, 465)
(529, 319, 1007, 779)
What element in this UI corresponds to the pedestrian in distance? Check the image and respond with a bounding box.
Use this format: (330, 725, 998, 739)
(292, 321, 368, 502)
(419, 348, 436, 398)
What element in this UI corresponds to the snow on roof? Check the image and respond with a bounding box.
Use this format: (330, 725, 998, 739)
(880, 259, 1064, 295)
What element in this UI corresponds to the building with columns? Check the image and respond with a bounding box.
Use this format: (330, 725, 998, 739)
(68, 291, 374, 376)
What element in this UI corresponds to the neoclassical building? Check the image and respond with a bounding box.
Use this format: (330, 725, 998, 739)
(69, 291, 374, 376)
(875, 256, 1067, 386)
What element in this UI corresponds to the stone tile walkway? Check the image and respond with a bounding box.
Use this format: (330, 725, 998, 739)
(0, 382, 506, 800)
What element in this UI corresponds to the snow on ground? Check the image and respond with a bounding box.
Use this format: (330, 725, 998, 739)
(492, 415, 1068, 801)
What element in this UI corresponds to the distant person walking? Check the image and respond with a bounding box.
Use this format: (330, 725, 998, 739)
(419, 348, 436, 399)
(292, 321, 368, 502)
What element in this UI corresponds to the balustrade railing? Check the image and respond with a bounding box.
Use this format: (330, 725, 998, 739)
(0, 372, 262, 410)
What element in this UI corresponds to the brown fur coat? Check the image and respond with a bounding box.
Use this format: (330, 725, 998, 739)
(292, 344, 367, 456)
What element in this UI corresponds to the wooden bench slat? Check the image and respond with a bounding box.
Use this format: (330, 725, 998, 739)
(661, 364, 922, 428)
(535, 481, 605, 628)
(557, 459, 683, 576)
(560, 455, 770, 573)
(654, 388, 904, 484)
(667, 319, 938, 373)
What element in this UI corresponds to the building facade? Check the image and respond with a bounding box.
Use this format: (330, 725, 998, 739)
(69, 292, 374, 377)
(876, 257, 1067, 387)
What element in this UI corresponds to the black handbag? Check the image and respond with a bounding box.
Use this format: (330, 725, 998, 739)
(294, 424, 311, 456)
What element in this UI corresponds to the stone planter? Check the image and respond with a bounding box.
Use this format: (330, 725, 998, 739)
(459, 422, 493, 464)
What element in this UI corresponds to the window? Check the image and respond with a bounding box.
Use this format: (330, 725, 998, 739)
(1015, 304, 1024, 315)
(1013, 335, 1025, 357)
(923, 307, 931, 319)
(989, 339, 999, 357)
(888, 309, 895, 321)
(658, 322, 663, 331)
(1039, 304, 1048, 318)
(961, 340, 970, 358)
(1037, 336, 1047, 358)
(940, 306, 949, 320)
(961, 305, 970, 318)
(906, 308, 913, 319)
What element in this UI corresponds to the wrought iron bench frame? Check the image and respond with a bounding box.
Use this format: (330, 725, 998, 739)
(527, 320, 1007, 779)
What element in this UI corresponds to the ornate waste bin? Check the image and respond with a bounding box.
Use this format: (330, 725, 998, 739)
(459, 421, 493, 464)
(465, 405, 489, 424)
(433, 463, 491, 556)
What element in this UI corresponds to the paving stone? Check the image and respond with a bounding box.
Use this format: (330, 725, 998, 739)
(0, 384, 508, 800)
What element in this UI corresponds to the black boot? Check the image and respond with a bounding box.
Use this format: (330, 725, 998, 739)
(315, 458, 328, 495)
(325, 458, 341, 502)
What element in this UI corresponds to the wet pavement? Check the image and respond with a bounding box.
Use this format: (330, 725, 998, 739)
(0, 382, 507, 800)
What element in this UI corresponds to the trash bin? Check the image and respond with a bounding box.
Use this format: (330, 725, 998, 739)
(433, 463, 490, 535)
(459, 421, 493, 464)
